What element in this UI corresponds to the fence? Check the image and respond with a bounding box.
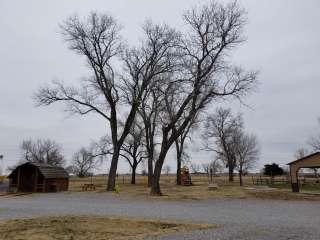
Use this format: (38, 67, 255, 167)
(252, 176, 290, 185)
(250, 176, 320, 186)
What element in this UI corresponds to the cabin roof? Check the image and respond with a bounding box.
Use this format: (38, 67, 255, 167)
(8, 162, 69, 179)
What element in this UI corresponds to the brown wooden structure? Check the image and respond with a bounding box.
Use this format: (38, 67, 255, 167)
(8, 162, 69, 192)
(180, 167, 192, 186)
(288, 152, 320, 192)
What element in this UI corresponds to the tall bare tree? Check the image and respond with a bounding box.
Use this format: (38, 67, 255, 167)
(35, 14, 179, 191)
(21, 139, 65, 166)
(235, 132, 260, 186)
(149, 1, 257, 195)
(120, 119, 147, 184)
(204, 108, 243, 182)
(138, 86, 162, 187)
(205, 108, 259, 185)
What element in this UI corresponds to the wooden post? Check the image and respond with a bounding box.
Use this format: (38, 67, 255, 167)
(17, 167, 21, 192)
(290, 165, 300, 192)
(259, 175, 262, 185)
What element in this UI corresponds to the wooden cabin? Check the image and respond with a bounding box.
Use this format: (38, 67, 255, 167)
(8, 162, 69, 192)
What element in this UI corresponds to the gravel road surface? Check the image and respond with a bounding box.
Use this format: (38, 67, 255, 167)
(0, 192, 319, 239)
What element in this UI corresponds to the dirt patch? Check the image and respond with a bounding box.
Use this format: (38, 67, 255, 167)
(0, 216, 214, 240)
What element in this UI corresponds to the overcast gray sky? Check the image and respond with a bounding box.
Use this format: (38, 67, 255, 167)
(1, 0, 320, 174)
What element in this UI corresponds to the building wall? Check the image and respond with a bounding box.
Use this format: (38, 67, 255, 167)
(44, 178, 69, 192)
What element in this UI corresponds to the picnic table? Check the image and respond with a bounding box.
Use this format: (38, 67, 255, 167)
(82, 183, 96, 191)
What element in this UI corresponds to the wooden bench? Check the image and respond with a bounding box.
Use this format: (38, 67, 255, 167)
(82, 184, 96, 191)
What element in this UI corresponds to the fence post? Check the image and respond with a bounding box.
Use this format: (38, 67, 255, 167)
(259, 175, 262, 185)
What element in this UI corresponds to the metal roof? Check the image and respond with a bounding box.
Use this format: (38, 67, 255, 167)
(287, 152, 320, 165)
(8, 162, 69, 179)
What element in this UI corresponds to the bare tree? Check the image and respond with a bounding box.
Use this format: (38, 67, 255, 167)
(71, 147, 99, 177)
(190, 163, 201, 174)
(120, 119, 147, 184)
(201, 163, 210, 175)
(308, 118, 320, 151)
(235, 132, 260, 186)
(35, 13, 178, 191)
(294, 147, 309, 159)
(205, 107, 259, 186)
(163, 165, 171, 175)
(21, 139, 65, 166)
(203, 108, 243, 182)
(202, 159, 223, 177)
(138, 85, 162, 187)
(149, 1, 257, 195)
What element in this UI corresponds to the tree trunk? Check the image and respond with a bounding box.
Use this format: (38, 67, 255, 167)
(228, 166, 234, 182)
(150, 162, 163, 195)
(239, 169, 243, 186)
(107, 147, 120, 191)
(145, 123, 154, 187)
(147, 150, 153, 187)
(176, 159, 182, 185)
(131, 165, 136, 184)
(176, 141, 182, 185)
(150, 146, 168, 195)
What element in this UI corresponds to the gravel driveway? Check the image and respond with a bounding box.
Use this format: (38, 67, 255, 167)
(1, 192, 319, 239)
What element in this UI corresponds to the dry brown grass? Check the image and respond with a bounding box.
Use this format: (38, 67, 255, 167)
(68, 175, 320, 201)
(112, 183, 248, 201)
(0, 216, 214, 240)
(246, 188, 320, 201)
(68, 174, 252, 192)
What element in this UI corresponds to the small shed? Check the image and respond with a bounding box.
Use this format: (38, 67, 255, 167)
(288, 152, 320, 192)
(8, 162, 69, 192)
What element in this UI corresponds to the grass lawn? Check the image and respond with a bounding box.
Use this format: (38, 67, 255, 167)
(0, 216, 214, 240)
(68, 175, 320, 201)
(2, 174, 320, 201)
